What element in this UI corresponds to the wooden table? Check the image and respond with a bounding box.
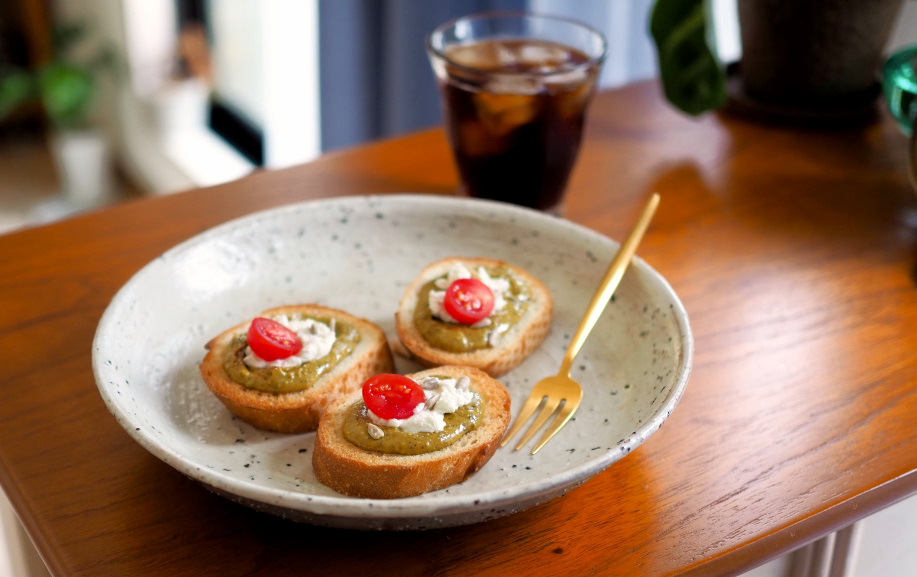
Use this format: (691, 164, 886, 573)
(1, 80, 915, 577)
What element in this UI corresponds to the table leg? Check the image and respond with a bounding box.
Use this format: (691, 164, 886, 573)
(786, 523, 862, 577)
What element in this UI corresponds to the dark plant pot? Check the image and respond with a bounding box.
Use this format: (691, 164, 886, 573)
(729, 0, 905, 126)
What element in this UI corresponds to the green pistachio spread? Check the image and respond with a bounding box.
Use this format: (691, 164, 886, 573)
(222, 316, 360, 394)
(341, 396, 483, 455)
(413, 266, 529, 353)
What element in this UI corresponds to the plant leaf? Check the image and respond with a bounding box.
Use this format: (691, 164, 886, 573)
(0, 68, 36, 120)
(37, 63, 94, 130)
(650, 0, 726, 116)
(52, 22, 86, 56)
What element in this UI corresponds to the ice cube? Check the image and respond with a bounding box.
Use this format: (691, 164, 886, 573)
(519, 43, 571, 68)
(447, 42, 506, 70)
(495, 42, 519, 68)
(456, 119, 506, 157)
(554, 76, 597, 119)
(484, 75, 541, 96)
(544, 68, 591, 89)
(472, 92, 539, 135)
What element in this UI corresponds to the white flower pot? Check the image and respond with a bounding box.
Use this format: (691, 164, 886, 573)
(49, 130, 113, 208)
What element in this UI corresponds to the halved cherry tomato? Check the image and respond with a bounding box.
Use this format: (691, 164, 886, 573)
(362, 374, 425, 420)
(247, 317, 303, 361)
(444, 278, 495, 324)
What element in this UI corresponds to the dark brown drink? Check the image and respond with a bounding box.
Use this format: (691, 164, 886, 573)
(433, 38, 601, 213)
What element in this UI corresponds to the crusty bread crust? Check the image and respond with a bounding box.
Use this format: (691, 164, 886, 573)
(312, 366, 511, 499)
(395, 257, 553, 377)
(199, 304, 394, 433)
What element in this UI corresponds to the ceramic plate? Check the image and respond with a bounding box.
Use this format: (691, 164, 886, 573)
(92, 194, 693, 530)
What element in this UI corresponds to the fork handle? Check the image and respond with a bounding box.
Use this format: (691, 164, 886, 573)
(559, 193, 660, 376)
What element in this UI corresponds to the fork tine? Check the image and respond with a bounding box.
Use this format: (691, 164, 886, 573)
(500, 392, 546, 447)
(530, 398, 580, 455)
(513, 396, 562, 451)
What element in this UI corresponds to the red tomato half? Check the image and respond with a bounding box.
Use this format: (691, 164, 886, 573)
(362, 374, 425, 420)
(444, 278, 495, 324)
(247, 317, 303, 361)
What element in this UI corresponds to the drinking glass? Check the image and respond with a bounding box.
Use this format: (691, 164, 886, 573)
(426, 12, 607, 214)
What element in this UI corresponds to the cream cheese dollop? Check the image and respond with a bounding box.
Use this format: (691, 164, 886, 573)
(244, 315, 336, 369)
(428, 263, 510, 326)
(367, 375, 476, 434)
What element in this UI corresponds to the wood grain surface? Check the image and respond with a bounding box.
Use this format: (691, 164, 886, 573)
(1, 80, 916, 577)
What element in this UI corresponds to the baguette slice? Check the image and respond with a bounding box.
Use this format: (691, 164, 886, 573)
(395, 257, 553, 377)
(312, 366, 511, 499)
(199, 304, 393, 433)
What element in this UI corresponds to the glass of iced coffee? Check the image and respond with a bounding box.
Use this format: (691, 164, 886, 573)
(426, 12, 606, 214)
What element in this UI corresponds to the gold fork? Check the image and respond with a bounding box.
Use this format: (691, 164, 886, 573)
(501, 193, 661, 454)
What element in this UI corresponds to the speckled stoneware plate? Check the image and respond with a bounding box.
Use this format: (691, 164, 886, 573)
(92, 194, 693, 530)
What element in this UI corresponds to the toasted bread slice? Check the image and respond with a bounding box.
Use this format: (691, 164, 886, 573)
(199, 304, 393, 433)
(395, 257, 553, 377)
(312, 366, 511, 499)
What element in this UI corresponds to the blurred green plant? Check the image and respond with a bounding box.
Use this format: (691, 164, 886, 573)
(649, 0, 726, 116)
(0, 22, 115, 131)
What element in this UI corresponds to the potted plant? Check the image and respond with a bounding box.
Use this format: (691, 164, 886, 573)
(649, 0, 906, 125)
(0, 23, 115, 208)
